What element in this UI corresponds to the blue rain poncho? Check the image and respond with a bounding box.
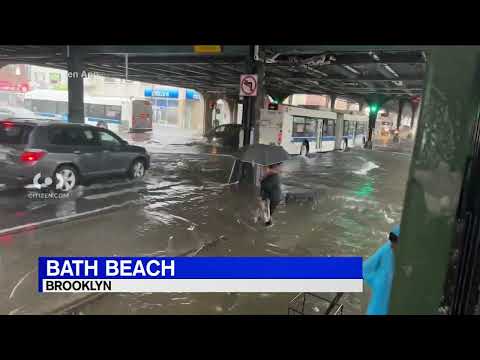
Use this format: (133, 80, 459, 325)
(363, 225, 400, 315)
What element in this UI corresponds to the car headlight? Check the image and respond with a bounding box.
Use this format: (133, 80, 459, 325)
(212, 137, 217, 142)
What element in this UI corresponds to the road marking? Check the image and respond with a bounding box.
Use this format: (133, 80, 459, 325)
(9, 269, 35, 300)
(227, 160, 237, 184)
(8, 306, 26, 315)
(201, 168, 225, 172)
(0, 200, 139, 237)
(151, 151, 236, 159)
(83, 186, 144, 200)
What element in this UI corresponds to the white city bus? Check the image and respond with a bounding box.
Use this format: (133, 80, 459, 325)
(340, 111, 369, 149)
(23, 89, 152, 134)
(258, 105, 368, 155)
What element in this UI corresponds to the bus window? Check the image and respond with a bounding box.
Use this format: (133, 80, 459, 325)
(57, 101, 68, 115)
(349, 122, 355, 136)
(35, 100, 57, 114)
(24, 99, 32, 110)
(356, 123, 365, 135)
(323, 119, 335, 137)
(343, 120, 350, 136)
(105, 105, 121, 120)
(304, 118, 316, 137)
(86, 104, 106, 118)
(292, 117, 306, 137)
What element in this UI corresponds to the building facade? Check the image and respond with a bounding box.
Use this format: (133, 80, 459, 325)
(0, 63, 204, 130)
(0, 64, 31, 106)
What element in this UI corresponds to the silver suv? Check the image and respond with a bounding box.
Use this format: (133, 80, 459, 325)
(0, 118, 150, 191)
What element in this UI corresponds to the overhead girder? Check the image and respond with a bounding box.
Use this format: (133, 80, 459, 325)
(0, 45, 426, 104)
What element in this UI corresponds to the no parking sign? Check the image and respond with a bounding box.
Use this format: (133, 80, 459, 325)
(240, 74, 258, 96)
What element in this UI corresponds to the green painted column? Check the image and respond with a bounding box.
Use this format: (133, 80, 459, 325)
(389, 47, 480, 314)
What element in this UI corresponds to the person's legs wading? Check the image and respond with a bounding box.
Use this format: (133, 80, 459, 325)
(269, 200, 279, 218)
(265, 200, 278, 227)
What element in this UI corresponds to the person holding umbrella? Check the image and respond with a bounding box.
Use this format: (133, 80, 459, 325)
(236, 144, 290, 227)
(257, 162, 283, 227)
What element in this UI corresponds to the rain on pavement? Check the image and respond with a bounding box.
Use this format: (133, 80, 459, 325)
(0, 126, 413, 315)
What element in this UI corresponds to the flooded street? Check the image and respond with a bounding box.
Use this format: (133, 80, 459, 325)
(0, 127, 412, 315)
(76, 148, 411, 315)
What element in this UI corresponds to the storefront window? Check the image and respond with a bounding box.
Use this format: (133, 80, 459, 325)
(167, 99, 178, 108)
(166, 108, 177, 125)
(156, 99, 168, 108)
(150, 96, 179, 125)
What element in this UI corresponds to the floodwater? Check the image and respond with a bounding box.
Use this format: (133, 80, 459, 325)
(77, 148, 411, 315)
(0, 128, 412, 315)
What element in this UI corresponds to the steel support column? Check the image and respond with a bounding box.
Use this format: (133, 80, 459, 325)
(410, 99, 421, 128)
(253, 57, 265, 144)
(390, 47, 480, 314)
(242, 45, 264, 146)
(330, 95, 337, 110)
(396, 99, 405, 130)
(364, 96, 388, 150)
(67, 46, 85, 124)
(226, 98, 238, 124)
(240, 46, 265, 186)
(364, 112, 376, 149)
(203, 93, 216, 136)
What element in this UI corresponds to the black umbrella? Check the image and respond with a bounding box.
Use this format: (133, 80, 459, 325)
(236, 144, 290, 166)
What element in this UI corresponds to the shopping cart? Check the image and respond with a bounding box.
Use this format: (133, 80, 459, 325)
(288, 292, 344, 315)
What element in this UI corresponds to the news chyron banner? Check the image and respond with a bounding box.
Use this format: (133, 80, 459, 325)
(38, 257, 363, 293)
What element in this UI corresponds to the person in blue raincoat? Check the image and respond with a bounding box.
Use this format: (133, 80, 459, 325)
(363, 224, 400, 315)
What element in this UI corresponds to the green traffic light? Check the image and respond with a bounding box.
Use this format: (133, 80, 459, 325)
(370, 104, 379, 113)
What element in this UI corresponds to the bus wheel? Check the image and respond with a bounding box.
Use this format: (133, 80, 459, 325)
(300, 141, 309, 156)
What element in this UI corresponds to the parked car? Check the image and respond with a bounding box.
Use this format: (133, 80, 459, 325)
(0, 118, 150, 191)
(205, 124, 243, 149)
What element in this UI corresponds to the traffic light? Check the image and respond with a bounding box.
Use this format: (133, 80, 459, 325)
(368, 103, 380, 114)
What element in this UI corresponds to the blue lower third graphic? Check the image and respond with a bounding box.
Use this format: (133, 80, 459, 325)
(38, 257, 363, 293)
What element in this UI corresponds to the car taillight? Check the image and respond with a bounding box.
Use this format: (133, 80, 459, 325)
(1, 120, 15, 129)
(20, 150, 47, 164)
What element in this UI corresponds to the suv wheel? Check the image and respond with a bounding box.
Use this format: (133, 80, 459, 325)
(54, 165, 78, 192)
(129, 159, 146, 179)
